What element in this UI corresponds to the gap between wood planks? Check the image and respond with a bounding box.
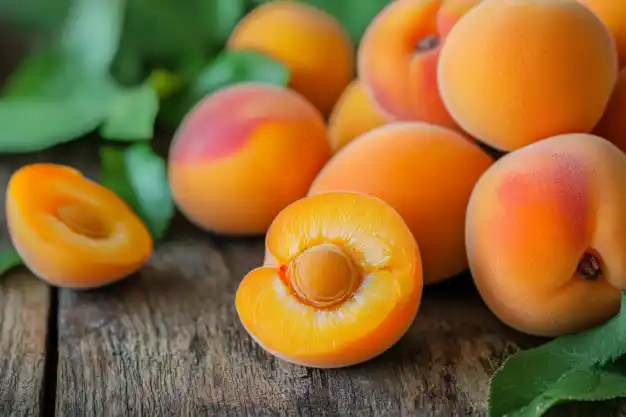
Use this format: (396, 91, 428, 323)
(42, 288, 58, 417)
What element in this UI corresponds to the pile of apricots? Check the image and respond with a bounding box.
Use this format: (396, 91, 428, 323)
(7, 0, 626, 368)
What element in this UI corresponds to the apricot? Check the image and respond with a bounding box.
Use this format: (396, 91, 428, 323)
(438, 0, 618, 152)
(594, 68, 626, 154)
(227, 1, 354, 117)
(168, 82, 331, 236)
(308, 122, 494, 285)
(466, 133, 626, 337)
(579, 0, 626, 69)
(327, 79, 388, 153)
(357, 0, 479, 129)
(236, 191, 423, 368)
(6, 163, 153, 289)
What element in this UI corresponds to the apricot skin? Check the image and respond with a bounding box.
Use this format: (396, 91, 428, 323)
(6, 163, 153, 289)
(308, 122, 494, 285)
(579, 0, 626, 69)
(594, 68, 626, 154)
(357, 0, 478, 129)
(466, 133, 626, 337)
(168, 82, 331, 236)
(327, 79, 388, 153)
(438, 0, 618, 151)
(236, 191, 422, 368)
(227, 1, 354, 117)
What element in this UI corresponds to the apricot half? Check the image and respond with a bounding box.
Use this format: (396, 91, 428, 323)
(308, 122, 494, 285)
(227, 1, 354, 117)
(236, 191, 422, 368)
(357, 0, 479, 128)
(327, 79, 388, 153)
(594, 68, 626, 154)
(168, 82, 331, 236)
(6, 163, 153, 289)
(466, 133, 626, 337)
(438, 0, 618, 151)
(579, 0, 626, 69)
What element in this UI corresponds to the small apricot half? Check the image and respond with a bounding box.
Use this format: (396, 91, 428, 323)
(466, 133, 626, 337)
(235, 192, 423, 368)
(6, 163, 153, 289)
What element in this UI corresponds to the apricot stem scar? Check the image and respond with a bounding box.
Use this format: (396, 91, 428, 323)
(286, 244, 362, 309)
(417, 34, 439, 51)
(577, 252, 602, 281)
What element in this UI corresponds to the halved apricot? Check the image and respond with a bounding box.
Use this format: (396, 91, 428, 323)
(6, 163, 153, 289)
(235, 191, 423, 368)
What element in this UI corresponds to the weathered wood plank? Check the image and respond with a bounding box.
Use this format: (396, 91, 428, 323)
(0, 155, 52, 417)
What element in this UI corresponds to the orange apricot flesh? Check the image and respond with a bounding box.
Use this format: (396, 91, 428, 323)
(227, 1, 354, 117)
(579, 0, 626, 69)
(168, 82, 331, 236)
(308, 122, 494, 285)
(236, 191, 423, 368)
(327, 79, 388, 153)
(358, 0, 479, 128)
(594, 68, 626, 154)
(438, 0, 618, 152)
(6, 163, 153, 289)
(466, 133, 626, 337)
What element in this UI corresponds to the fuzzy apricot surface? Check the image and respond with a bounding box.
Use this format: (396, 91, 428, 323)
(227, 1, 354, 117)
(308, 122, 494, 285)
(358, 0, 479, 128)
(594, 68, 626, 154)
(6, 163, 153, 289)
(466, 133, 626, 337)
(438, 0, 618, 151)
(327, 79, 388, 153)
(168, 82, 331, 236)
(236, 191, 423, 368)
(579, 0, 626, 69)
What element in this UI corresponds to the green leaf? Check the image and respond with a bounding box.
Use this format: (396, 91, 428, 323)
(160, 50, 290, 127)
(100, 83, 159, 141)
(4, 0, 127, 98)
(0, 93, 113, 153)
(488, 291, 626, 417)
(0, 247, 23, 278)
(100, 144, 174, 240)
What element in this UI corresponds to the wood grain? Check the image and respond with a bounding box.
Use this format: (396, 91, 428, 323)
(0, 154, 51, 417)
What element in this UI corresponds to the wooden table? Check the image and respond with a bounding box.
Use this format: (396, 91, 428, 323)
(1, 29, 624, 417)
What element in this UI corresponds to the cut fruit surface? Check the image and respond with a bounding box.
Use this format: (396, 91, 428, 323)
(236, 191, 423, 368)
(6, 163, 153, 289)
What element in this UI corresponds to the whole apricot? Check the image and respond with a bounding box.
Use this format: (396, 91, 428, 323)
(227, 1, 354, 117)
(438, 0, 618, 151)
(327, 79, 388, 153)
(6, 163, 153, 289)
(579, 0, 626, 69)
(466, 133, 626, 337)
(308, 122, 494, 285)
(358, 0, 479, 128)
(594, 68, 626, 154)
(236, 191, 423, 368)
(168, 82, 331, 236)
